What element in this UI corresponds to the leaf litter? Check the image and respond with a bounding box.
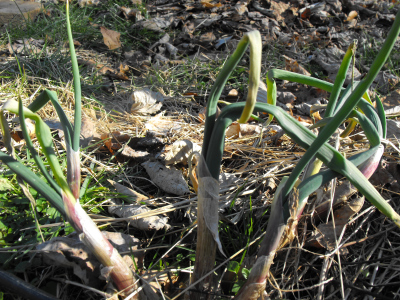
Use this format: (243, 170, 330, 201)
(2, 0, 400, 299)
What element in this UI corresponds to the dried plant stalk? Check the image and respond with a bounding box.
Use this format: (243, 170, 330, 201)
(190, 155, 220, 299)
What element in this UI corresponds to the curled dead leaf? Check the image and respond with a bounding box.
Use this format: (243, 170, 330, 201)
(10, 118, 35, 142)
(201, 0, 222, 9)
(108, 199, 170, 231)
(307, 196, 364, 251)
(100, 27, 122, 50)
(226, 122, 261, 139)
(142, 160, 190, 195)
(145, 113, 182, 136)
(283, 55, 311, 76)
(346, 11, 358, 22)
(130, 89, 164, 115)
(78, 59, 129, 80)
(37, 232, 142, 288)
(164, 139, 202, 165)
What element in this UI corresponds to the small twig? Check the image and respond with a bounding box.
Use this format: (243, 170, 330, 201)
(332, 279, 394, 300)
(52, 278, 112, 298)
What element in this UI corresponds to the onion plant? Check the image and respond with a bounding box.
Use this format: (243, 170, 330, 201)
(194, 9, 400, 300)
(0, 2, 138, 298)
(190, 31, 261, 299)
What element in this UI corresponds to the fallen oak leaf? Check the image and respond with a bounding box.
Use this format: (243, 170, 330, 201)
(100, 26, 122, 50)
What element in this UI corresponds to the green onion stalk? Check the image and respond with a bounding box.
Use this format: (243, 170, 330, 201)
(198, 9, 400, 300)
(0, 2, 140, 297)
(191, 30, 262, 299)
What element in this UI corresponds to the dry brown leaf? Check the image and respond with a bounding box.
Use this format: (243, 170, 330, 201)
(200, 0, 222, 8)
(120, 6, 141, 19)
(97, 132, 152, 161)
(373, 71, 399, 94)
(37, 232, 142, 288)
(80, 117, 97, 148)
(277, 91, 296, 104)
(283, 55, 311, 76)
(311, 110, 322, 122)
(141, 270, 176, 296)
(226, 123, 261, 139)
(62, 39, 81, 48)
(10, 118, 35, 142)
(219, 172, 241, 189)
(8, 38, 44, 55)
(99, 132, 130, 154)
(197, 155, 225, 256)
(78, 0, 101, 7)
(145, 113, 182, 136)
(301, 7, 311, 19)
(386, 119, 400, 139)
(369, 159, 400, 193)
(120, 145, 150, 161)
(269, 0, 290, 21)
(108, 179, 148, 203)
(313, 50, 362, 84)
(130, 89, 164, 115)
(100, 26, 122, 50)
(100, 133, 114, 154)
(142, 160, 189, 195)
(164, 139, 201, 165)
(234, 2, 248, 16)
(197, 107, 206, 123)
(133, 18, 172, 32)
(346, 10, 358, 22)
(108, 198, 170, 231)
(307, 197, 364, 251)
(78, 59, 129, 80)
(381, 89, 400, 115)
(199, 32, 216, 44)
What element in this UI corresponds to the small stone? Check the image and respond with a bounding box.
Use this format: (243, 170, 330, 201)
(0, 0, 43, 28)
